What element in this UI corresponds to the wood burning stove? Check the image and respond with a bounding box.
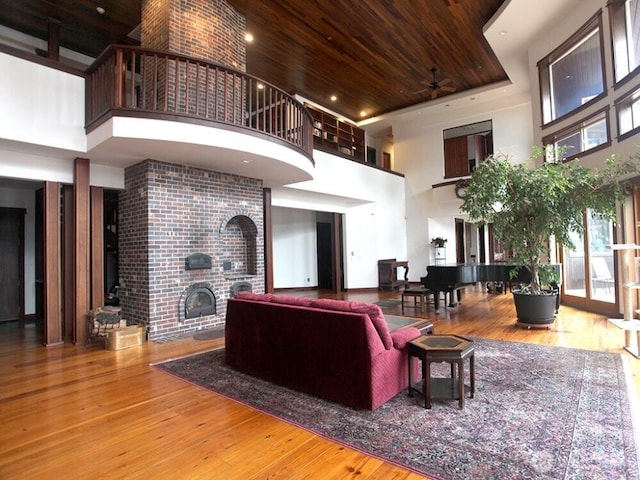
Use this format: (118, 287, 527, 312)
(230, 281, 252, 297)
(184, 286, 216, 319)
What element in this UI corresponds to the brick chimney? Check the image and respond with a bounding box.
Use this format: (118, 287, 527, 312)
(140, 0, 246, 70)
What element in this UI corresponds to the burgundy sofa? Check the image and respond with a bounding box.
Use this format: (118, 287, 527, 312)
(225, 292, 421, 410)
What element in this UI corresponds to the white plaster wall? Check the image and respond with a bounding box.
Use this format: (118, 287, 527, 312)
(272, 207, 318, 288)
(272, 150, 407, 289)
(392, 96, 534, 280)
(0, 53, 86, 153)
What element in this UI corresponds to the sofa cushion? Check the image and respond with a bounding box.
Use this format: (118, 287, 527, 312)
(348, 302, 393, 349)
(391, 326, 422, 349)
(310, 298, 392, 349)
(310, 298, 348, 311)
(270, 295, 314, 307)
(234, 291, 273, 302)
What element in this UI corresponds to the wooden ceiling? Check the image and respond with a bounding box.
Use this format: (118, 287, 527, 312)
(0, 0, 509, 121)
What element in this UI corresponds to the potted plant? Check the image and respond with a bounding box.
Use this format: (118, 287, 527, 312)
(431, 237, 448, 248)
(460, 147, 638, 327)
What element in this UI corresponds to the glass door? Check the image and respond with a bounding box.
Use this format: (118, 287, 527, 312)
(560, 210, 617, 315)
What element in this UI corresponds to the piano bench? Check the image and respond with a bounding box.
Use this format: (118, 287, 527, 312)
(401, 287, 434, 314)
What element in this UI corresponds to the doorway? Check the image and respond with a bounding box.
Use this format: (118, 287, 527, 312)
(0, 208, 25, 322)
(317, 222, 333, 290)
(455, 218, 465, 263)
(560, 210, 618, 316)
(316, 212, 344, 292)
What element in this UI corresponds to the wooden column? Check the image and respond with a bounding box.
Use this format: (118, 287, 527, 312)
(63, 185, 74, 343)
(73, 158, 90, 344)
(43, 181, 62, 346)
(332, 213, 342, 293)
(90, 187, 104, 310)
(263, 188, 273, 293)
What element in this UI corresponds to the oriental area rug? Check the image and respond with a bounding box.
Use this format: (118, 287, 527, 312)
(155, 338, 639, 480)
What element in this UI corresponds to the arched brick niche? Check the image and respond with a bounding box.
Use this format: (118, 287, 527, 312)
(219, 213, 258, 277)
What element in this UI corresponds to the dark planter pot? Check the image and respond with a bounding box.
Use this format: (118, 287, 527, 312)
(513, 291, 558, 329)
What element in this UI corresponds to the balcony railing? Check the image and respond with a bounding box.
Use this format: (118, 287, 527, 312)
(85, 45, 314, 161)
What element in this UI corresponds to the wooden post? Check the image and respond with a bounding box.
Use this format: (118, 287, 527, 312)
(73, 158, 91, 344)
(43, 182, 62, 346)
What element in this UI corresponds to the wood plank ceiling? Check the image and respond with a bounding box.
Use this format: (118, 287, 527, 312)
(0, 0, 508, 121)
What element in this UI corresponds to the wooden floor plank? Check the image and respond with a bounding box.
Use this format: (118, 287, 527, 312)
(0, 286, 637, 480)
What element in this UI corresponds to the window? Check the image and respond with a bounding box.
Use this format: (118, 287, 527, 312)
(442, 120, 493, 179)
(609, 0, 640, 83)
(538, 13, 606, 125)
(615, 86, 640, 140)
(542, 108, 610, 161)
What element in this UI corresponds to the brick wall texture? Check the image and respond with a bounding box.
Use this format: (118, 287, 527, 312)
(119, 159, 264, 340)
(141, 0, 246, 70)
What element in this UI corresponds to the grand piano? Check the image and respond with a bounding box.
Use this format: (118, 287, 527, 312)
(421, 263, 561, 312)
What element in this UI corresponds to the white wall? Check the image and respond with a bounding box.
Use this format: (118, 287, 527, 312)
(272, 150, 407, 289)
(0, 53, 86, 154)
(0, 53, 91, 186)
(391, 96, 534, 280)
(272, 207, 318, 288)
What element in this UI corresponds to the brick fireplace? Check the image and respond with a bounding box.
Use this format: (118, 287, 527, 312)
(118, 159, 264, 340)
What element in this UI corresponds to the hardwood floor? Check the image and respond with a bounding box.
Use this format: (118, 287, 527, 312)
(1, 286, 638, 479)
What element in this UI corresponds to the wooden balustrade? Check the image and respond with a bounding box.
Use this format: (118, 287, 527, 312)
(85, 45, 314, 161)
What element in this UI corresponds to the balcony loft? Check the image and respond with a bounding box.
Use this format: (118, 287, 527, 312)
(0, 44, 315, 188)
(84, 45, 316, 187)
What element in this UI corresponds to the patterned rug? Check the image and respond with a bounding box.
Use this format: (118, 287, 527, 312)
(155, 338, 639, 480)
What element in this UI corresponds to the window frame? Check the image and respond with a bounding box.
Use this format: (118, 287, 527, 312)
(538, 12, 607, 127)
(442, 120, 493, 180)
(614, 85, 640, 141)
(609, 0, 640, 86)
(542, 107, 611, 162)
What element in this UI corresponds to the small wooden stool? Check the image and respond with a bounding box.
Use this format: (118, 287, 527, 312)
(401, 287, 432, 314)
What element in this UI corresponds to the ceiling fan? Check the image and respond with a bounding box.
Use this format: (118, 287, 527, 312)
(414, 67, 457, 99)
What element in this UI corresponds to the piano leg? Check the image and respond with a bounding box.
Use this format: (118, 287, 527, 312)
(448, 289, 456, 308)
(433, 291, 442, 313)
(447, 288, 464, 308)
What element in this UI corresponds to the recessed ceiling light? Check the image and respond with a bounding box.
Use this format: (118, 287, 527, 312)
(245, 32, 254, 43)
(499, 30, 507, 36)
(330, 95, 337, 101)
(360, 111, 366, 117)
(96, 6, 105, 14)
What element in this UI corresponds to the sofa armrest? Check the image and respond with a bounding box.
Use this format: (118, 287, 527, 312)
(391, 326, 421, 349)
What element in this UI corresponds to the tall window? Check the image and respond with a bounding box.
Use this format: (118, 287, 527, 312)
(610, 0, 640, 82)
(538, 13, 605, 124)
(542, 108, 610, 161)
(615, 86, 640, 140)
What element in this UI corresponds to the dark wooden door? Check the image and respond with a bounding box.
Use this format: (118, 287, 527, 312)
(455, 218, 465, 264)
(383, 152, 391, 170)
(444, 136, 469, 178)
(316, 222, 333, 289)
(0, 208, 25, 322)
